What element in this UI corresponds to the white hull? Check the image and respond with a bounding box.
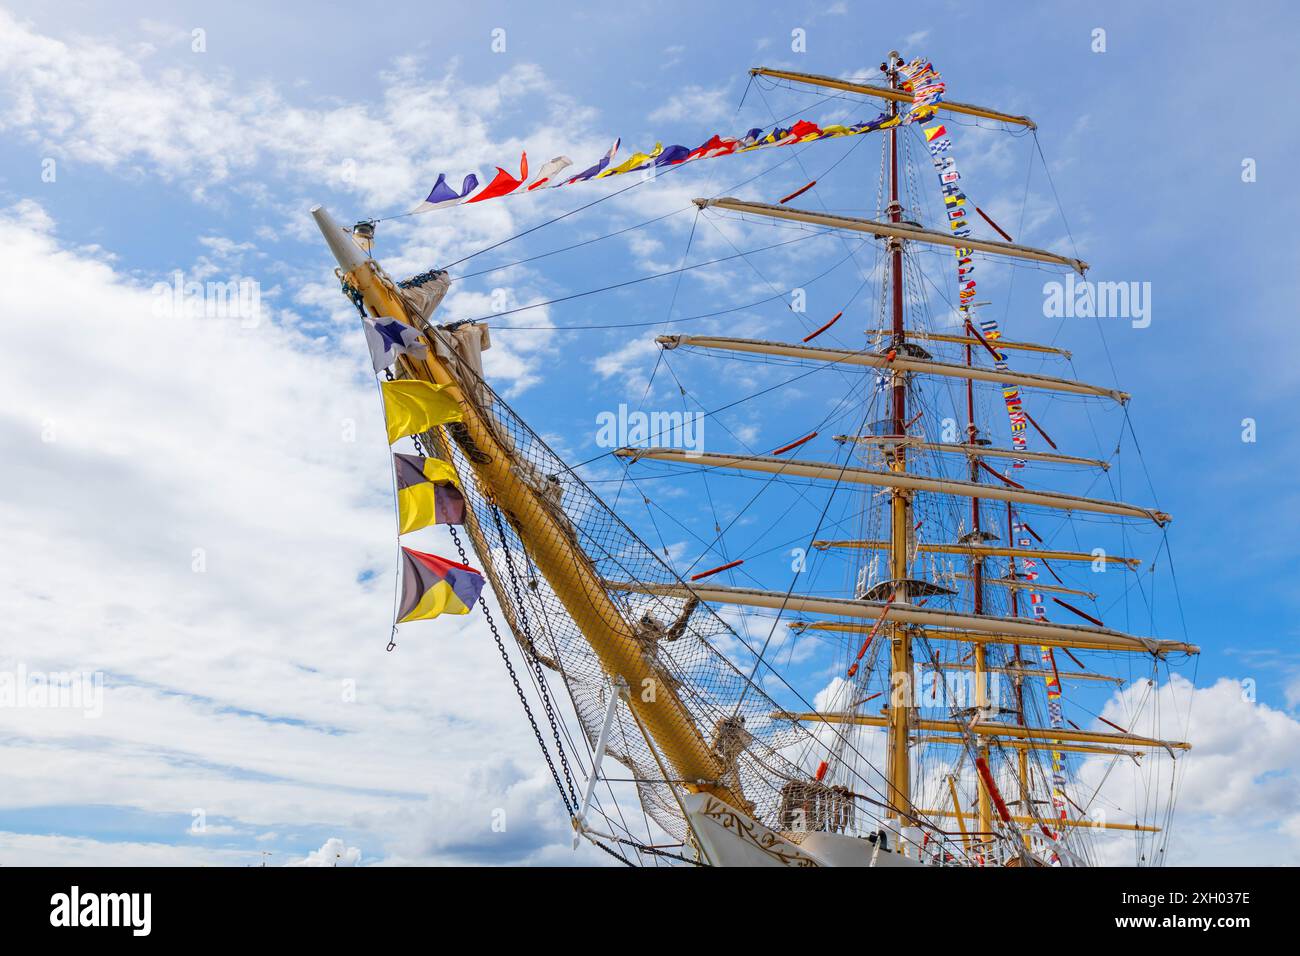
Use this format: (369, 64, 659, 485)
(682, 793, 922, 867)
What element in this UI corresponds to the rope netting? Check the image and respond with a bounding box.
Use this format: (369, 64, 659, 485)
(338, 63, 1196, 864)
(412, 354, 899, 846)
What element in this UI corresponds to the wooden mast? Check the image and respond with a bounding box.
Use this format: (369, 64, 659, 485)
(966, 316, 994, 839)
(310, 205, 745, 812)
(1009, 502, 1033, 826)
(883, 50, 913, 826)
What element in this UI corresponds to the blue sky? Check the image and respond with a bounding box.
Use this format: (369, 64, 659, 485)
(1, 0, 1298, 866)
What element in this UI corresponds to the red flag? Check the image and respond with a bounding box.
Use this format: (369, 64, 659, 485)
(466, 152, 529, 203)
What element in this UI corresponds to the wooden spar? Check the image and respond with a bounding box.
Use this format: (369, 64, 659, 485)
(1059, 645, 1088, 670)
(918, 660, 1121, 684)
(612, 447, 1169, 524)
(831, 437, 1109, 471)
(693, 197, 1088, 274)
(771, 432, 818, 455)
(917, 808, 1160, 833)
(863, 329, 1072, 358)
(310, 205, 741, 809)
(779, 180, 817, 204)
(975, 206, 1014, 242)
(1098, 714, 1131, 735)
(1024, 409, 1058, 449)
(810, 539, 1140, 569)
(964, 316, 1005, 362)
(1054, 596, 1107, 627)
(658, 334, 1127, 402)
(690, 559, 743, 581)
(604, 580, 1199, 656)
(917, 734, 1138, 756)
(847, 593, 894, 678)
(975, 756, 1014, 823)
(947, 776, 971, 851)
(749, 66, 1037, 129)
(798, 620, 1188, 656)
(775, 710, 1191, 751)
(977, 458, 1023, 488)
(802, 311, 843, 342)
(951, 574, 1098, 601)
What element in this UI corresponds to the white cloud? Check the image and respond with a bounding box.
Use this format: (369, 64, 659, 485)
(290, 837, 362, 867)
(0, 832, 253, 866)
(1, 7, 1294, 872)
(0, 199, 587, 865)
(1080, 676, 1300, 865)
(593, 335, 661, 398)
(0, 7, 603, 275)
(648, 85, 734, 126)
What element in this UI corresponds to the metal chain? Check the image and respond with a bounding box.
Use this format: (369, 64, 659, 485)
(446, 524, 574, 815)
(606, 836, 702, 866)
(487, 505, 580, 809)
(338, 274, 367, 317)
(589, 838, 636, 867)
(397, 268, 449, 289)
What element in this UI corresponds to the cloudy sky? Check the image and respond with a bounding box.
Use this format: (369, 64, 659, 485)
(1, 0, 1298, 866)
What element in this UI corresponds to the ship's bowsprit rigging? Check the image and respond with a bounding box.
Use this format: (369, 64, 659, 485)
(316, 49, 1195, 868)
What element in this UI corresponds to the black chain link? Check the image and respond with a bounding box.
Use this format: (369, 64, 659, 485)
(606, 836, 702, 866)
(397, 268, 449, 289)
(590, 838, 636, 867)
(339, 277, 367, 317)
(446, 524, 575, 816)
(487, 505, 580, 810)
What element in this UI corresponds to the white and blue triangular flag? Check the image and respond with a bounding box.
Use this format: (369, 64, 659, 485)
(363, 316, 429, 373)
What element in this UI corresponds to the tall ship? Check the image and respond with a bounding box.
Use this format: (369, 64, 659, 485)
(314, 52, 1195, 867)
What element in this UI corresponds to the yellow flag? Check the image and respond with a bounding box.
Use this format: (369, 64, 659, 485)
(382, 380, 463, 444)
(596, 144, 663, 178)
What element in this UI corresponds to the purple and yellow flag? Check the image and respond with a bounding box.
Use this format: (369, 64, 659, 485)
(397, 547, 485, 622)
(394, 453, 466, 533)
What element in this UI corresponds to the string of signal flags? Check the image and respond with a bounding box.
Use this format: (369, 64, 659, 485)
(363, 315, 486, 627)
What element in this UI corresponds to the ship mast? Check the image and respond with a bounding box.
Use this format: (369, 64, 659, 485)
(883, 51, 913, 825)
(608, 58, 1193, 856)
(967, 319, 994, 838)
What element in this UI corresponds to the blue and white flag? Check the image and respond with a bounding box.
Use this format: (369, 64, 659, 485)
(363, 316, 429, 373)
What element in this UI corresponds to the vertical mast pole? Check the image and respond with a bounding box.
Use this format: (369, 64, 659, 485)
(967, 321, 993, 842)
(884, 51, 914, 825)
(1008, 501, 1031, 835)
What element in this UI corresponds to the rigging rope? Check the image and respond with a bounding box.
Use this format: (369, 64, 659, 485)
(446, 523, 576, 815)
